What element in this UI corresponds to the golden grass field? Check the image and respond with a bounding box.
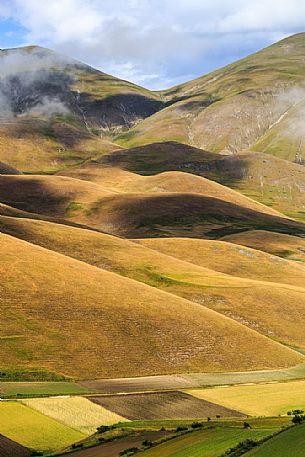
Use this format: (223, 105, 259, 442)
(60, 163, 282, 217)
(0, 118, 119, 173)
(187, 380, 305, 416)
(90, 142, 305, 220)
(1, 215, 305, 350)
(223, 230, 305, 263)
(0, 402, 84, 452)
(22, 396, 126, 434)
(0, 231, 302, 378)
(137, 237, 305, 287)
(2, 173, 304, 241)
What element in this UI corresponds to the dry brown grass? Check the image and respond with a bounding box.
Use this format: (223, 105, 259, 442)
(0, 117, 119, 173)
(0, 231, 302, 378)
(137, 237, 305, 287)
(2, 170, 303, 241)
(87, 391, 245, 420)
(1, 216, 305, 350)
(222, 230, 305, 263)
(0, 175, 112, 218)
(60, 164, 282, 217)
(84, 142, 305, 221)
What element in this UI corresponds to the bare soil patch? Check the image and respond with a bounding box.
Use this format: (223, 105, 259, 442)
(86, 391, 244, 420)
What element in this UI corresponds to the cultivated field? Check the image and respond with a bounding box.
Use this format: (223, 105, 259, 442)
(0, 434, 30, 457)
(87, 391, 244, 420)
(62, 431, 169, 457)
(139, 427, 277, 457)
(247, 423, 305, 456)
(22, 396, 127, 434)
(188, 380, 305, 416)
(0, 401, 84, 452)
(0, 382, 89, 398)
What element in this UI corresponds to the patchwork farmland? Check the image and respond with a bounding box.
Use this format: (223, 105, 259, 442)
(187, 379, 305, 416)
(0, 402, 85, 452)
(21, 397, 126, 435)
(86, 391, 244, 420)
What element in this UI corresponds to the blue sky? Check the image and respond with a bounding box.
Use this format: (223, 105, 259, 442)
(1, 0, 305, 89)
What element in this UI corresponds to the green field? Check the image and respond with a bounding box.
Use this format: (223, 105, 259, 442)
(0, 401, 85, 452)
(139, 427, 277, 457)
(22, 396, 127, 434)
(247, 424, 305, 456)
(188, 380, 305, 416)
(0, 382, 89, 398)
(120, 417, 290, 430)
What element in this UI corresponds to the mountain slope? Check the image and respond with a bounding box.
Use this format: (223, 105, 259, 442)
(0, 46, 161, 172)
(115, 33, 305, 160)
(1, 232, 301, 378)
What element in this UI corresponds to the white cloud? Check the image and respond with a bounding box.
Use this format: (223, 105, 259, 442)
(2, 0, 305, 88)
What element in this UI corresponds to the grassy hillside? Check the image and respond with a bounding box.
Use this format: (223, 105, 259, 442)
(60, 160, 282, 217)
(95, 143, 305, 220)
(2, 232, 298, 378)
(2, 216, 305, 349)
(66, 192, 305, 238)
(0, 117, 120, 174)
(2, 173, 304, 238)
(4, 34, 305, 174)
(137, 238, 305, 287)
(0, 45, 161, 173)
(115, 33, 305, 161)
(222, 230, 305, 263)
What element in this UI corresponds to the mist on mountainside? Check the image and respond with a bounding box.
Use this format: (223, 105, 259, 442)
(0, 47, 79, 118)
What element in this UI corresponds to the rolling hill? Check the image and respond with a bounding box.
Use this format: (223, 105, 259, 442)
(136, 237, 305, 287)
(1, 215, 305, 349)
(2, 231, 300, 378)
(59, 157, 283, 217)
(92, 142, 305, 220)
(222, 230, 305, 263)
(1, 34, 305, 394)
(1, 173, 304, 238)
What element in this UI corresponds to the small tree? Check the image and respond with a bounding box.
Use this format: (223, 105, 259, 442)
(97, 424, 112, 433)
(191, 421, 203, 429)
